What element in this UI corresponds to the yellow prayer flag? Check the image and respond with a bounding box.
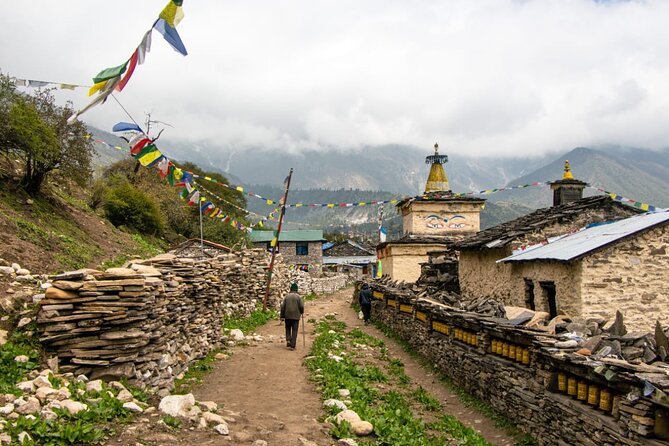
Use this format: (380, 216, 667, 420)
(641, 203, 649, 211)
(266, 199, 273, 205)
(270, 238, 277, 247)
(295, 203, 303, 207)
(88, 80, 108, 97)
(159, 1, 184, 27)
(204, 176, 212, 181)
(327, 203, 335, 208)
(236, 186, 244, 192)
(358, 202, 366, 206)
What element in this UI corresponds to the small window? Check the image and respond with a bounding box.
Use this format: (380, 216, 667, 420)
(524, 279, 535, 310)
(296, 242, 308, 256)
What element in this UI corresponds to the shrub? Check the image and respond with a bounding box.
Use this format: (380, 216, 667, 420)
(103, 182, 165, 235)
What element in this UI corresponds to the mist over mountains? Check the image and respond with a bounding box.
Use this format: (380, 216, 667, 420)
(90, 125, 669, 233)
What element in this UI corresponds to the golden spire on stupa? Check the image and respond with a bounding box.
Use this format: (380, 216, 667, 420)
(562, 159, 574, 180)
(424, 143, 450, 193)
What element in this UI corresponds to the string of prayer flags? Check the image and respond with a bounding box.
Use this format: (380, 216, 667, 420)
(68, 0, 186, 123)
(588, 186, 658, 212)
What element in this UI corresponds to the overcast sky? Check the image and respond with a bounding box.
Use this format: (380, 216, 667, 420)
(2, 0, 669, 157)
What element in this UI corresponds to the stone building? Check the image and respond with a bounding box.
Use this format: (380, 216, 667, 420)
(249, 229, 324, 273)
(499, 209, 669, 331)
(322, 240, 376, 276)
(454, 164, 643, 309)
(377, 144, 485, 283)
(169, 239, 232, 258)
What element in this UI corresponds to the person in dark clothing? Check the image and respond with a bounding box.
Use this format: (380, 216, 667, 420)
(359, 283, 372, 324)
(280, 283, 304, 350)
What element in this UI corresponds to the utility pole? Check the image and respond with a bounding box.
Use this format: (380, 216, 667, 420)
(262, 168, 293, 310)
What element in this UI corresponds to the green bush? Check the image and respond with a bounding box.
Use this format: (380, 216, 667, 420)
(103, 182, 165, 235)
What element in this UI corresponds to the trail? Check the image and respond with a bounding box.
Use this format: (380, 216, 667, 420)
(112, 287, 516, 445)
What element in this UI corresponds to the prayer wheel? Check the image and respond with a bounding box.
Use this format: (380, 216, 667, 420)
(502, 343, 510, 357)
(599, 388, 612, 412)
(577, 381, 588, 401)
(495, 340, 502, 355)
(515, 346, 523, 362)
(655, 408, 669, 440)
(473, 334, 478, 346)
(509, 344, 516, 359)
(522, 349, 530, 365)
(557, 373, 567, 392)
(567, 377, 577, 397)
(491, 339, 498, 353)
(587, 385, 600, 406)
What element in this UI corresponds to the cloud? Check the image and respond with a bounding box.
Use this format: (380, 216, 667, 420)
(2, 0, 669, 157)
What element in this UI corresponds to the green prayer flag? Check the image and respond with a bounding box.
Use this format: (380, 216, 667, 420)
(93, 62, 129, 84)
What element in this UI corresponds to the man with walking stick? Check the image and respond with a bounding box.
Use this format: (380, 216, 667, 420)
(280, 283, 304, 351)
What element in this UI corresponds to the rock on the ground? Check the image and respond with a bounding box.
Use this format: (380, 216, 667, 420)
(159, 393, 195, 418)
(335, 409, 361, 425)
(14, 397, 41, 415)
(323, 399, 347, 411)
(338, 439, 359, 446)
(338, 389, 351, 398)
(85, 379, 104, 392)
(253, 441, 268, 446)
(229, 329, 245, 341)
(213, 423, 230, 435)
(60, 399, 88, 415)
(298, 436, 320, 446)
(350, 420, 373, 436)
(116, 389, 134, 402)
(198, 400, 218, 412)
(17, 432, 31, 444)
(202, 411, 226, 425)
(122, 402, 144, 413)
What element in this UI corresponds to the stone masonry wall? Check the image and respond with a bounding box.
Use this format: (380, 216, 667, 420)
(36, 249, 283, 391)
(366, 285, 669, 445)
(580, 225, 669, 332)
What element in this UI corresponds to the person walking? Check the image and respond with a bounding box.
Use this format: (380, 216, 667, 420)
(281, 283, 304, 350)
(359, 282, 372, 324)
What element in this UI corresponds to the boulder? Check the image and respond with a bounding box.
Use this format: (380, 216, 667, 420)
(60, 399, 88, 415)
(159, 393, 195, 418)
(213, 423, 230, 435)
(202, 411, 226, 425)
(350, 420, 373, 436)
(335, 410, 361, 425)
(324, 399, 347, 411)
(14, 397, 41, 415)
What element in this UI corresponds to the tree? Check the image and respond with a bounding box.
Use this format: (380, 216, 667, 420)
(0, 74, 93, 195)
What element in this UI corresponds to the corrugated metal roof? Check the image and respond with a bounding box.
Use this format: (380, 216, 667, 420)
(322, 256, 377, 265)
(499, 210, 669, 263)
(249, 229, 324, 243)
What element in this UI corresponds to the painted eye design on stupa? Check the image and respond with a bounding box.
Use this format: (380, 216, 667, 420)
(424, 214, 445, 229)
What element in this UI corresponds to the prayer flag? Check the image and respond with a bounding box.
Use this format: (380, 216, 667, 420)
(159, 0, 184, 27)
(137, 29, 152, 65)
(92, 62, 128, 84)
(116, 49, 139, 92)
(68, 76, 120, 124)
(153, 18, 188, 56)
(113, 122, 143, 133)
(130, 138, 152, 156)
(88, 79, 109, 97)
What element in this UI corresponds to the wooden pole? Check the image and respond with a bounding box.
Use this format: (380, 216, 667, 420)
(262, 168, 293, 310)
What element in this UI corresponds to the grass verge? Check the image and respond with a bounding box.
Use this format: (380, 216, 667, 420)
(306, 314, 494, 445)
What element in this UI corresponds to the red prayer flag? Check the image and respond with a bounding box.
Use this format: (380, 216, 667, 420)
(116, 50, 139, 92)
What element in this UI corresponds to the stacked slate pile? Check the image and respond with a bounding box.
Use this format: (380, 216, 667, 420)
(37, 248, 281, 391)
(416, 250, 460, 293)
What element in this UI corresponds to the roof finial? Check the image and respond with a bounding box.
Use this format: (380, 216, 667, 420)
(563, 160, 574, 180)
(434, 142, 439, 155)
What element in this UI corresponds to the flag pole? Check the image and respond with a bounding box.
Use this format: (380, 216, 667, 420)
(262, 168, 293, 311)
(199, 199, 204, 259)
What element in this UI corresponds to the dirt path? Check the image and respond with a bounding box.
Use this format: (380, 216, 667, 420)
(112, 287, 516, 445)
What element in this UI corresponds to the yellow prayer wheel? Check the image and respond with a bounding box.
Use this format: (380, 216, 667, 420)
(473, 335, 478, 346)
(502, 343, 510, 357)
(464, 332, 470, 344)
(557, 373, 567, 392)
(567, 377, 577, 397)
(496, 340, 503, 355)
(599, 389, 612, 412)
(587, 385, 600, 406)
(509, 344, 516, 359)
(515, 346, 523, 362)
(522, 349, 530, 365)
(491, 339, 498, 353)
(577, 381, 588, 401)
(455, 329, 461, 340)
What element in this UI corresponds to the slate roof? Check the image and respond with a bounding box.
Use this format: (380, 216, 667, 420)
(323, 240, 375, 256)
(376, 234, 458, 250)
(500, 209, 669, 263)
(396, 193, 486, 208)
(453, 195, 644, 250)
(249, 230, 324, 243)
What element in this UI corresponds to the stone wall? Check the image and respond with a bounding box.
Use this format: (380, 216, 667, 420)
(365, 284, 669, 445)
(401, 201, 482, 237)
(276, 241, 323, 273)
(36, 249, 283, 391)
(580, 225, 669, 332)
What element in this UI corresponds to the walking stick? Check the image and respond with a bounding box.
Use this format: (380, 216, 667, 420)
(301, 313, 306, 348)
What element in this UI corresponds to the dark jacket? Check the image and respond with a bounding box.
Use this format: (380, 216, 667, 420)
(281, 292, 304, 320)
(359, 287, 372, 306)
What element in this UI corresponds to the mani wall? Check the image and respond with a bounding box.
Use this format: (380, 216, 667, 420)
(364, 283, 669, 445)
(35, 248, 352, 392)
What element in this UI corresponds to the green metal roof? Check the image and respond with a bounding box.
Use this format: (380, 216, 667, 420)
(249, 229, 324, 243)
